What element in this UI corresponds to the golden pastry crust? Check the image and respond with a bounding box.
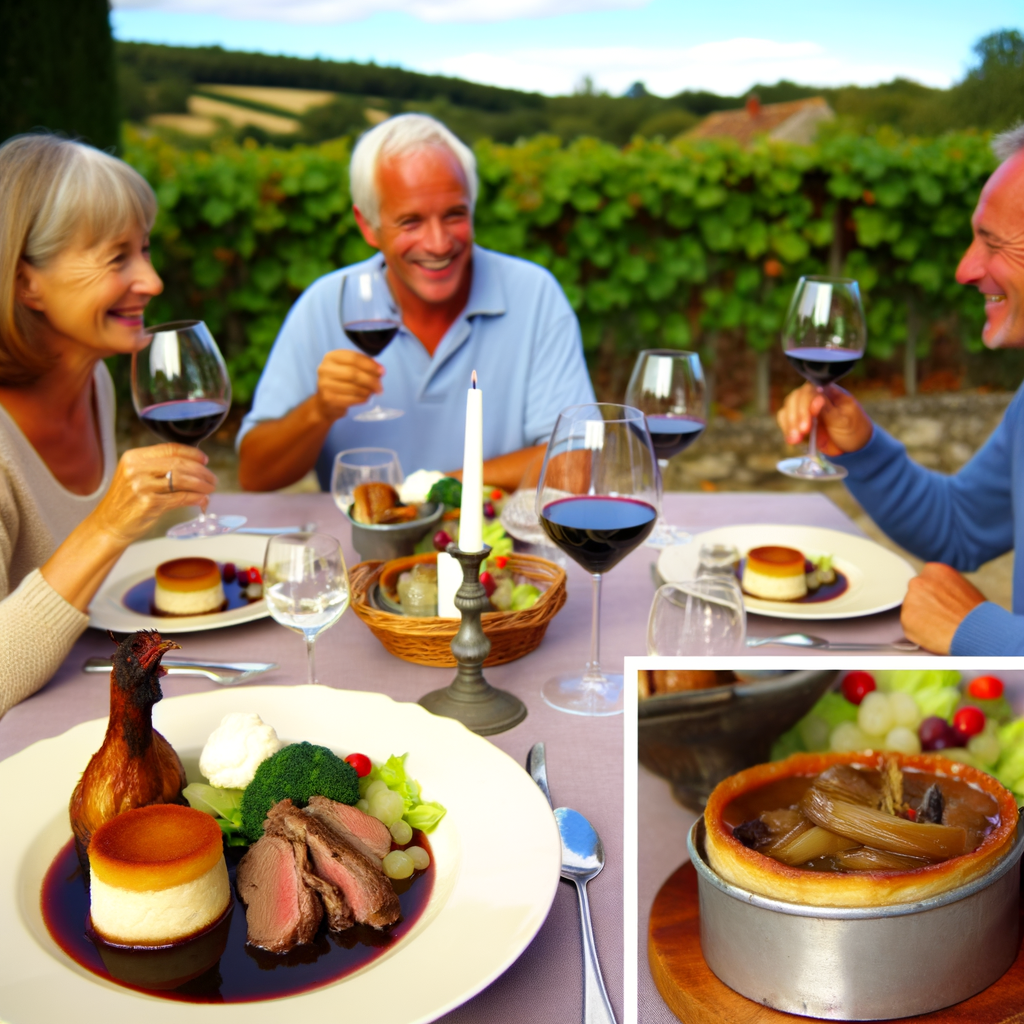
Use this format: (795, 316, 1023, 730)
(704, 751, 1019, 907)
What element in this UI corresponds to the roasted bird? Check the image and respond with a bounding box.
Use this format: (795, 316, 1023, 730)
(69, 630, 188, 867)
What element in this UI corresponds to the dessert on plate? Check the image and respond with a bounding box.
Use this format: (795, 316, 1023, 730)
(741, 545, 808, 601)
(154, 557, 226, 615)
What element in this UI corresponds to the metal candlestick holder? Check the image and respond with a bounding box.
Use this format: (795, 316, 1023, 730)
(419, 543, 527, 735)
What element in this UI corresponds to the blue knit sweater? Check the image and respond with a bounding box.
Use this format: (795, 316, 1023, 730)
(833, 388, 1024, 655)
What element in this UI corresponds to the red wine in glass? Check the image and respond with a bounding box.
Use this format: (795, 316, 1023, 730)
(785, 347, 863, 388)
(138, 398, 229, 445)
(541, 495, 657, 573)
(343, 319, 399, 357)
(644, 414, 706, 460)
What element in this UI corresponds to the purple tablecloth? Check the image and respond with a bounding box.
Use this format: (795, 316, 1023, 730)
(638, 671, 1024, 1024)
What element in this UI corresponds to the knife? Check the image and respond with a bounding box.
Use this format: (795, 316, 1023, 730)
(83, 657, 278, 683)
(526, 741, 553, 808)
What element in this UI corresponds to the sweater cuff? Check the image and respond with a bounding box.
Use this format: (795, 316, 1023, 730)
(830, 425, 904, 476)
(16, 568, 89, 637)
(950, 601, 1024, 656)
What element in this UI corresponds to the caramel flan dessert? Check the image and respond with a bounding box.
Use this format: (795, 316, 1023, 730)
(741, 545, 807, 601)
(154, 557, 226, 616)
(88, 804, 231, 945)
(704, 751, 1019, 907)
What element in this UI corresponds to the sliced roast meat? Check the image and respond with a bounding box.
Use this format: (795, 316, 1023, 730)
(275, 807, 401, 929)
(306, 795, 393, 861)
(235, 833, 323, 952)
(300, 867, 355, 931)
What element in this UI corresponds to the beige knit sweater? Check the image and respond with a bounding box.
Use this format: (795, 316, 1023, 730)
(0, 363, 116, 718)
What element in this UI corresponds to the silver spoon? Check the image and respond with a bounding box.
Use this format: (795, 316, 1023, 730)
(746, 632, 919, 652)
(555, 806, 618, 1024)
(526, 740, 553, 806)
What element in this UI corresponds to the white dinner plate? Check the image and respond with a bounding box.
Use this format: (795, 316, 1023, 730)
(657, 524, 917, 620)
(88, 534, 273, 634)
(0, 686, 561, 1024)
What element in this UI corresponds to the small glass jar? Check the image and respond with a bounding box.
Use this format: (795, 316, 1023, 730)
(697, 542, 740, 578)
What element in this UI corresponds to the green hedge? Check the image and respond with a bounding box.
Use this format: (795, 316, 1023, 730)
(124, 128, 997, 404)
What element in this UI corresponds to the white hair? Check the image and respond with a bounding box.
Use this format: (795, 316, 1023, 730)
(349, 114, 477, 228)
(993, 123, 1024, 162)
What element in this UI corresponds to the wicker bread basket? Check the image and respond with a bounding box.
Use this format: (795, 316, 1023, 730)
(350, 553, 567, 667)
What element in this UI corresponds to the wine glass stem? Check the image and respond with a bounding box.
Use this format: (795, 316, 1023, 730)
(585, 572, 603, 682)
(305, 634, 317, 686)
(808, 394, 822, 463)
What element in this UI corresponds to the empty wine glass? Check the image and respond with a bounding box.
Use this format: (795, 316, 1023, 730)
(536, 403, 660, 715)
(263, 533, 350, 686)
(625, 350, 706, 548)
(131, 320, 246, 538)
(777, 276, 867, 481)
(647, 577, 746, 655)
(331, 447, 403, 514)
(342, 267, 404, 422)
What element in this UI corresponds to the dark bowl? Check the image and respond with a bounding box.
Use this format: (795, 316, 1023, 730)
(638, 669, 839, 811)
(344, 502, 444, 562)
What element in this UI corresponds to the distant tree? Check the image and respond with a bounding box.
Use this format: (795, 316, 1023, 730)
(0, 0, 119, 148)
(299, 96, 370, 143)
(945, 29, 1024, 132)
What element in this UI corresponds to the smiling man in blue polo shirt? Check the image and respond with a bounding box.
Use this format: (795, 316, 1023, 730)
(237, 114, 594, 492)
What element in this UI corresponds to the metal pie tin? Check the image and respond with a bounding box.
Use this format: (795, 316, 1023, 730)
(688, 814, 1024, 1020)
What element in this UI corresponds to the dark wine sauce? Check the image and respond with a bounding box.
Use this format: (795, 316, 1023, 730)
(122, 563, 261, 617)
(42, 833, 434, 1003)
(736, 558, 850, 604)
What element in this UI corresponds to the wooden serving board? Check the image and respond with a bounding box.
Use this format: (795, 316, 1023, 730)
(649, 861, 1024, 1024)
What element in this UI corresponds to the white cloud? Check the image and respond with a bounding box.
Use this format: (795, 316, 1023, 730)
(426, 39, 954, 96)
(111, 0, 648, 24)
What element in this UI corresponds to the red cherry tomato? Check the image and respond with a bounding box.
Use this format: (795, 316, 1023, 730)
(494, 555, 508, 569)
(841, 671, 876, 705)
(248, 567, 263, 585)
(967, 675, 1004, 701)
(952, 706, 986, 738)
(490, 489, 503, 501)
(344, 753, 372, 778)
(479, 571, 497, 597)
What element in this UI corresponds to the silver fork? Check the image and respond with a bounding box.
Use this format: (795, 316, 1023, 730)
(83, 657, 277, 686)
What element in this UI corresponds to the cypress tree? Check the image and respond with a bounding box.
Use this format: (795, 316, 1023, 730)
(1, 0, 119, 149)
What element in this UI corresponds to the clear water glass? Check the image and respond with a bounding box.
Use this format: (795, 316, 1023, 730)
(697, 542, 740, 578)
(331, 447, 403, 515)
(647, 577, 746, 655)
(263, 533, 349, 685)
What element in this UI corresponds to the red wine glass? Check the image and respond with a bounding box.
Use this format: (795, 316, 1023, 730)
(342, 266, 404, 422)
(131, 320, 245, 538)
(777, 276, 866, 481)
(624, 349, 706, 547)
(535, 403, 660, 716)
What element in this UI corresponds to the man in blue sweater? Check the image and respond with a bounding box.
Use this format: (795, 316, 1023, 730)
(777, 125, 1024, 655)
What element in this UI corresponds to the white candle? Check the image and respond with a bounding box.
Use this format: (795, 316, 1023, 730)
(459, 371, 484, 552)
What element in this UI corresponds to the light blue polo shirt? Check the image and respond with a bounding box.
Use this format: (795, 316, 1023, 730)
(237, 245, 595, 489)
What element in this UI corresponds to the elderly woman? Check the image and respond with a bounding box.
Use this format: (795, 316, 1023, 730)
(0, 135, 217, 716)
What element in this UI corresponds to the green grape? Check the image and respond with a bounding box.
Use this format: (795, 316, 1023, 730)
(831, 722, 870, 752)
(356, 798, 370, 814)
(390, 819, 413, 845)
(884, 726, 921, 755)
(365, 779, 389, 799)
(368, 788, 405, 827)
(888, 690, 921, 730)
(968, 731, 1002, 767)
(857, 691, 894, 738)
(798, 714, 831, 752)
(382, 850, 414, 880)
(407, 846, 430, 870)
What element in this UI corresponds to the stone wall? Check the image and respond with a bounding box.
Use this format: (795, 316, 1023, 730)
(664, 390, 1015, 491)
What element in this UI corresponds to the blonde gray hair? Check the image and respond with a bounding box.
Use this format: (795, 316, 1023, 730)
(349, 114, 477, 229)
(0, 135, 157, 385)
(993, 123, 1024, 162)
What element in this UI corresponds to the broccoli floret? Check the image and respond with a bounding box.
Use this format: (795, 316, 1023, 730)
(426, 476, 462, 510)
(240, 742, 359, 843)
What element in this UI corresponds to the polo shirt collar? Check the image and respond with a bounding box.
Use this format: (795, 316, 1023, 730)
(462, 245, 506, 319)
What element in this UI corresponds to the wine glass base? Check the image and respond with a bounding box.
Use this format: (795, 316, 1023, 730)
(541, 673, 623, 717)
(167, 514, 247, 539)
(776, 455, 848, 481)
(354, 406, 405, 422)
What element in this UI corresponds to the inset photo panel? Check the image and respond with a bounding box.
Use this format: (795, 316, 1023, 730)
(630, 658, 1024, 1024)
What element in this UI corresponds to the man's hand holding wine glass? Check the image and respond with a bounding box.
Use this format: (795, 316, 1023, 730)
(776, 382, 874, 456)
(313, 349, 385, 423)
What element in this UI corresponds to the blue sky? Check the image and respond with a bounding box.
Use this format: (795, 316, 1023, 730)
(111, 0, 1024, 97)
